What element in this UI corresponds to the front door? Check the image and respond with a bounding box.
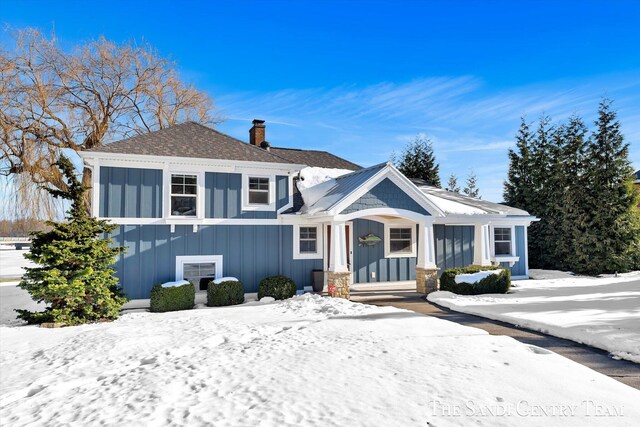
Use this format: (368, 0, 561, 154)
(326, 224, 352, 272)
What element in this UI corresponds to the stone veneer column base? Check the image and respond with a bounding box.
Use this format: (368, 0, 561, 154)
(325, 271, 352, 299)
(416, 267, 439, 294)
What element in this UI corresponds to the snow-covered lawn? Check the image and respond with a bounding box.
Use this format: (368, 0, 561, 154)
(428, 271, 640, 363)
(1, 295, 638, 426)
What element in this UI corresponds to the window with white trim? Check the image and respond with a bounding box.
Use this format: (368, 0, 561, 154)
(293, 224, 323, 259)
(171, 174, 197, 216)
(384, 224, 416, 258)
(299, 226, 318, 253)
(494, 227, 512, 256)
(248, 177, 270, 205)
(389, 228, 412, 253)
(176, 255, 223, 291)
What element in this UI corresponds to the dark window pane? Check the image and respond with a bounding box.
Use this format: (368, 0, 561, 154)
(300, 227, 316, 239)
(494, 228, 511, 241)
(390, 239, 411, 253)
(184, 184, 197, 195)
(171, 196, 196, 216)
(171, 175, 184, 185)
(249, 190, 269, 204)
(171, 185, 183, 194)
(184, 176, 197, 185)
(300, 240, 317, 253)
(495, 242, 511, 255)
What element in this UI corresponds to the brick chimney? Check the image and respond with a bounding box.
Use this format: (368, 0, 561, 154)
(249, 119, 266, 147)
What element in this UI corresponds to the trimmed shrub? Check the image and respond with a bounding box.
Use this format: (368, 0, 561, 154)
(150, 283, 195, 313)
(207, 280, 245, 307)
(440, 266, 511, 295)
(258, 275, 297, 300)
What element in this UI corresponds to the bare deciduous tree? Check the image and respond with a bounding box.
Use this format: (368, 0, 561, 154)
(0, 28, 220, 217)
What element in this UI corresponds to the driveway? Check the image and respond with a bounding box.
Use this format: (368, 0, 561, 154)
(351, 287, 640, 390)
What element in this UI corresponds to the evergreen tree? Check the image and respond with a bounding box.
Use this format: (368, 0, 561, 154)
(526, 115, 554, 268)
(394, 134, 441, 187)
(569, 100, 640, 274)
(462, 171, 480, 198)
(16, 156, 127, 325)
(557, 115, 589, 268)
(504, 117, 534, 210)
(445, 174, 460, 193)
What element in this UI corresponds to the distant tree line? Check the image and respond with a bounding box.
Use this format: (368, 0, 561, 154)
(394, 135, 481, 198)
(504, 99, 640, 274)
(0, 218, 48, 237)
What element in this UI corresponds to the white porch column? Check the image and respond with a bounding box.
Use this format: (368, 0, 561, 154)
(473, 223, 492, 266)
(326, 222, 351, 298)
(416, 221, 439, 294)
(417, 221, 437, 269)
(328, 222, 349, 272)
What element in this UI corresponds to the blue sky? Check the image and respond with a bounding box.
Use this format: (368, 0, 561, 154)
(2, 0, 639, 201)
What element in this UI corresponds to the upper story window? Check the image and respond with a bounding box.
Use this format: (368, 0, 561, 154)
(248, 177, 270, 205)
(171, 174, 197, 216)
(494, 227, 512, 255)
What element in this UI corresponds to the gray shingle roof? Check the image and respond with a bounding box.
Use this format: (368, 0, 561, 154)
(85, 122, 295, 164)
(269, 147, 361, 170)
(633, 170, 639, 182)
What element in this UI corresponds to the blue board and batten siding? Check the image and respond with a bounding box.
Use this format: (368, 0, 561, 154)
(352, 219, 416, 283)
(434, 225, 475, 274)
(204, 173, 289, 219)
(100, 167, 163, 218)
(111, 225, 321, 299)
(100, 168, 288, 219)
(341, 178, 428, 215)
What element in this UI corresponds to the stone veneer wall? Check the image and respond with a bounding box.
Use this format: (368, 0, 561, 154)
(416, 267, 439, 294)
(326, 271, 352, 299)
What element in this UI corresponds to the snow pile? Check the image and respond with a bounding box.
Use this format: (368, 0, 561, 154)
(2, 294, 639, 425)
(424, 193, 487, 215)
(160, 280, 190, 288)
(212, 276, 239, 284)
(455, 269, 502, 284)
(429, 271, 640, 363)
(296, 166, 352, 207)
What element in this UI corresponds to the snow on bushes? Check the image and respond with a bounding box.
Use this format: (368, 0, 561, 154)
(207, 280, 245, 307)
(440, 266, 510, 295)
(258, 275, 297, 300)
(150, 282, 195, 313)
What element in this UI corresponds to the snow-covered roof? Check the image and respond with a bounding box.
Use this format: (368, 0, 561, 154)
(412, 182, 531, 216)
(299, 163, 388, 215)
(289, 164, 531, 217)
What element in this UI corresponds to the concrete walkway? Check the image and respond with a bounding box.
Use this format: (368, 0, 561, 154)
(351, 287, 640, 390)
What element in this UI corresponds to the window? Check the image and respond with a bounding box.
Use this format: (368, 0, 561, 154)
(175, 255, 223, 292)
(183, 263, 215, 291)
(171, 174, 197, 216)
(494, 227, 512, 256)
(248, 177, 270, 204)
(384, 224, 416, 258)
(389, 228, 412, 253)
(299, 227, 318, 253)
(293, 224, 323, 259)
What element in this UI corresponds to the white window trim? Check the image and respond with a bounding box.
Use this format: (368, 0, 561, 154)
(384, 223, 417, 258)
(242, 173, 276, 212)
(490, 225, 520, 266)
(293, 224, 324, 260)
(175, 255, 223, 285)
(166, 170, 205, 220)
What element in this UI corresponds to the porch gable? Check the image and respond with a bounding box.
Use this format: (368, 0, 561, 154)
(340, 178, 429, 216)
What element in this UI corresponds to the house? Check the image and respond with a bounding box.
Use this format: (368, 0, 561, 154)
(78, 120, 538, 299)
